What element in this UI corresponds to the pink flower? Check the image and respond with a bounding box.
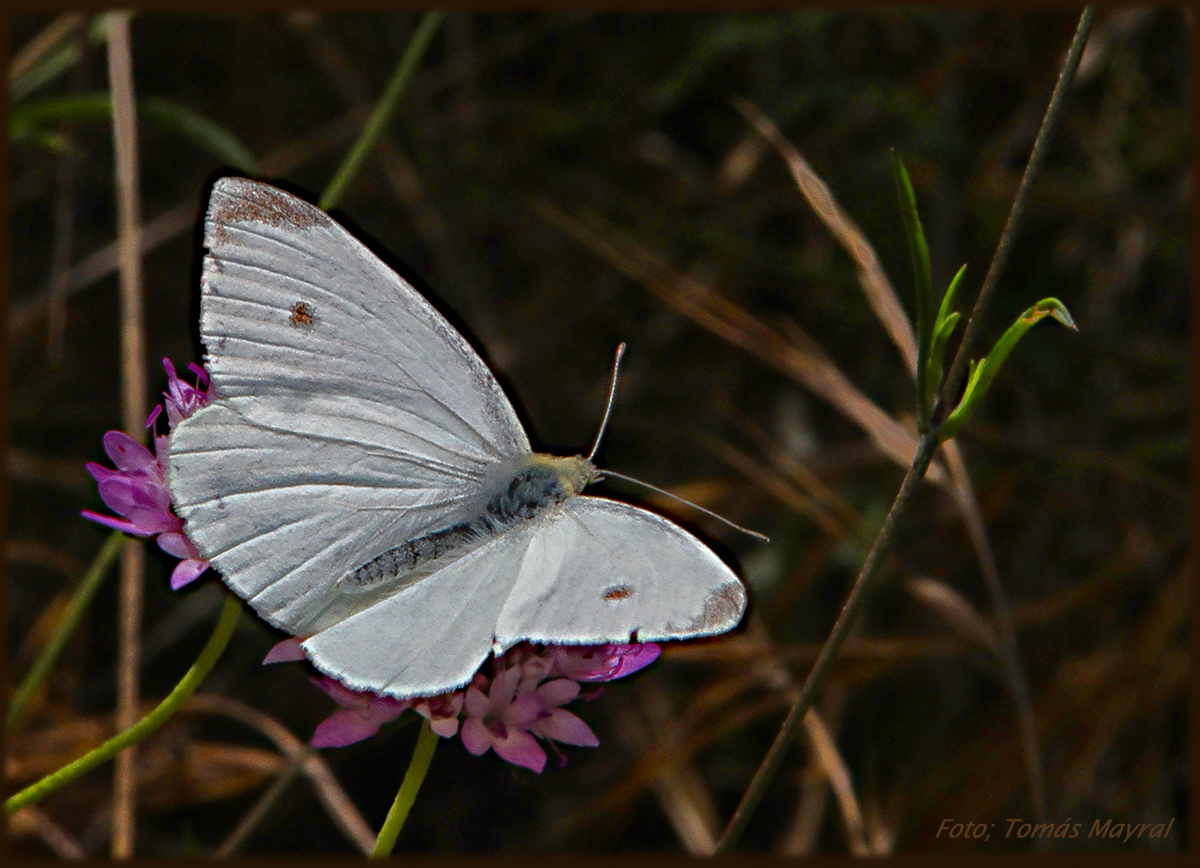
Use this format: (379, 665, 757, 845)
(303, 642, 653, 772)
(83, 431, 175, 537)
(310, 676, 409, 748)
(460, 663, 549, 772)
(146, 358, 215, 429)
(82, 358, 213, 589)
(528, 678, 600, 768)
(304, 643, 652, 768)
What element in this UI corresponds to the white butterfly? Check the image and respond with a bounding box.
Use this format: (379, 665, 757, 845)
(167, 178, 747, 699)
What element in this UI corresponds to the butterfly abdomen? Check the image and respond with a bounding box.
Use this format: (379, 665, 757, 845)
(340, 455, 597, 594)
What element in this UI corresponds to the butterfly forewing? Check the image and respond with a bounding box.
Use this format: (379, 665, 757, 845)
(169, 179, 531, 635)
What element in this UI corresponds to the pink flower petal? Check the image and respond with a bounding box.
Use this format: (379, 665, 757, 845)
(506, 692, 545, 727)
(607, 643, 661, 679)
(312, 709, 382, 748)
(535, 708, 599, 747)
(102, 431, 159, 474)
(490, 664, 521, 705)
(311, 675, 365, 707)
(517, 652, 552, 687)
(464, 685, 490, 718)
(264, 637, 307, 664)
(553, 643, 662, 682)
(157, 531, 200, 561)
(85, 461, 123, 487)
(430, 717, 460, 738)
(493, 728, 547, 773)
(460, 717, 492, 756)
(168, 558, 209, 589)
(536, 678, 581, 707)
(93, 476, 175, 532)
(80, 510, 149, 536)
(365, 698, 408, 726)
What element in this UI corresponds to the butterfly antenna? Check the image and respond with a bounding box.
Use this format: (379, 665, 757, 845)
(598, 468, 770, 543)
(587, 342, 627, 461)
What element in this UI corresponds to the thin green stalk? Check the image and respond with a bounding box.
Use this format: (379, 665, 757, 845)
(5, 595, 243, 816)
(716, 430, 942, 853)
(7, 531, 124, 732)
(715, 11, 1096, 851)
(319, 10, 447, 212)
(371, 720, 440, 857)
(939, 6, 1095, 412)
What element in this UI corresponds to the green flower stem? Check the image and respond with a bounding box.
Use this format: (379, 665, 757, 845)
(371, 720, 440, 857)
(319, 10, 447, 212)
(5, 594, 243, 816)
(7, 531, 124, 732)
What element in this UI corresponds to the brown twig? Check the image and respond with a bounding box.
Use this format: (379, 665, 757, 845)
(105, 12, 146, 857)
(183, 693, 375, 855)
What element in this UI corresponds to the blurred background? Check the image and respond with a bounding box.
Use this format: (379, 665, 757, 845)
(8, 10, 1188, 855)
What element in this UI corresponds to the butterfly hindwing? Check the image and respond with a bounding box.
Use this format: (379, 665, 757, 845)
(299, 496, 745, 698)
(300, 526, 536, 697)
(496, 497, 746, 647)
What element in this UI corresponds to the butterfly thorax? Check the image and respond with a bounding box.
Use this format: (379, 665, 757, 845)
(339, 454, 597, 594)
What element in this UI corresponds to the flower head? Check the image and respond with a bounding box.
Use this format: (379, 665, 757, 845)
(83, 358, 213, 589)
(303, 641, 660, 772)
(147, 359, 215, 429)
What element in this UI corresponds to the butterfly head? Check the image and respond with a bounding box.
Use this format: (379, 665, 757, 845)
(528, 454, 598, 498)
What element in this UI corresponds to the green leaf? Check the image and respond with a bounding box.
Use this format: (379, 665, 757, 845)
(11, 93, 257, 173)
(939, 297, 1078, 440)
(138, 97, 258, 173)
(891, 151, 934, 429)
(923, 263, 967, 409)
